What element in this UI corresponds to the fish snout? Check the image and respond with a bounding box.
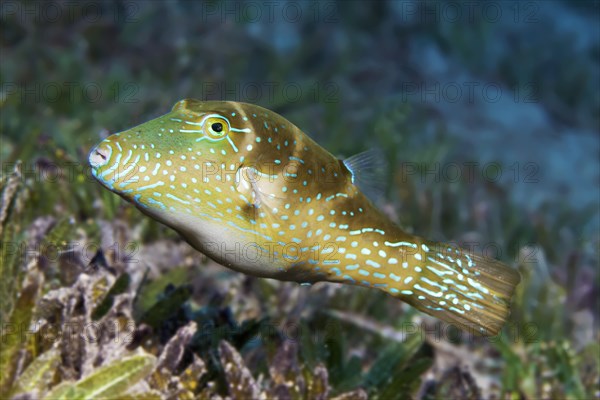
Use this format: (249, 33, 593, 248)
(88, 142, 112, 169)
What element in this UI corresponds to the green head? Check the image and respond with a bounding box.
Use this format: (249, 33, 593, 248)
(89, 100, 256, 209)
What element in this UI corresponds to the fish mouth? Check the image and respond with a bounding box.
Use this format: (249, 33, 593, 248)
(89, 143, 111, 169)
(88, 141, 117, 188)
(88, 140, 143, 202)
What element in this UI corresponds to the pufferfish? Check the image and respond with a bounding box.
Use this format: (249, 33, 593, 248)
(89, 99, 520, 335)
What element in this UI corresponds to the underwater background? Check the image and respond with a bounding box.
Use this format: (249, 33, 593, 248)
(1, 1, 599, 398)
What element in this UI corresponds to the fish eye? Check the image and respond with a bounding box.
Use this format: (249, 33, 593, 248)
(205, 116, 229, 138)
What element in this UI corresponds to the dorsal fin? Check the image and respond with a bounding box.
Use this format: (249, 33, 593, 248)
(342, 148, 388, 203)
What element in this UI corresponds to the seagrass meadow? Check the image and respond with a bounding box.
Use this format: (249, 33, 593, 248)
(1, 1, 598, 399)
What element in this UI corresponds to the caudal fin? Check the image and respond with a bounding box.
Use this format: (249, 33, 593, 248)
(395, 242, 521, 336)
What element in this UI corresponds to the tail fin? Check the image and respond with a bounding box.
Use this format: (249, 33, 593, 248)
(395, 242, 521, 336)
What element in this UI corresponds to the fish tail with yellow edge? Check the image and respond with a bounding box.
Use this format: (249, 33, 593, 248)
(389, 241, 521, 336)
